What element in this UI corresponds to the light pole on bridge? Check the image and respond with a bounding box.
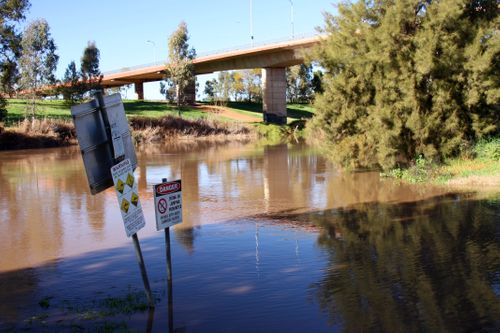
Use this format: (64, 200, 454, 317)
(250, 0, 254, 46)
(146, 40, 157, 64)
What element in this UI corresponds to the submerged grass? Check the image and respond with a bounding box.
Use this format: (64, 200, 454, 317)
(13, 291, 151, 332)
(383, 138, 500, 187)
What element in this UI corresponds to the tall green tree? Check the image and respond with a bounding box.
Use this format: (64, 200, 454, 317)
(214, 71, 233, 106)
(60, 60, 83, 104)
(242, 68, 262, 102)
(160, 79, 176, 103)
(80, 41, 102, 95)
(311, 0, 499, 170)
(204, 78, 216, 103)
(286, 64, 313, 103)
(0, 0, 30, 122)
(166, 21, 196, 113)
(232, 71, 245, 101)
(19, 18, 58, 119)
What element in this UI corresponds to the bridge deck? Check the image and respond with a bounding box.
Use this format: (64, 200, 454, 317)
(102, 35, 322, 87)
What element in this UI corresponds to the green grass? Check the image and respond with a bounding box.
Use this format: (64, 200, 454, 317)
(123, 100, 206, 119)
(5, 99, 70, 124)
(3, 99, 315, 146)
(17, 291, 150, 332)
(5, 99, 315, 125)
(383, 138, 500, 185)
(4, 99, 208, 125)
(224, 101, 315, 123)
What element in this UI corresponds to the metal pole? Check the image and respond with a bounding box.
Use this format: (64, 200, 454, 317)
(289, 0, 294, 39)
(162, 177, 174, 332)
(132, 233, 155, 308)
(146, 307, 155, 333)
(250, 0, 254, 46)
(165, 228, 173, 282)
(146, 40, 157, 64)
(167, 228, 174, 333)
(162, 178, 173, 283)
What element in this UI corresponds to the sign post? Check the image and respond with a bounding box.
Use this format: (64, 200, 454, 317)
(154, 178, 182, 331)
(71, 93, 154, 308)
(154, 178, 182, 282)
(110, 159, 154, 308)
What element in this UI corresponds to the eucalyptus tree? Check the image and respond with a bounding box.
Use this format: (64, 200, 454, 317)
(166, 21, 196, 114)
(80, 41, 102, 95)
(286, 64, 313, 103)
(0, 0, 30, 121)
(19, 18, 58, 119)
(61, 60, 83, 104)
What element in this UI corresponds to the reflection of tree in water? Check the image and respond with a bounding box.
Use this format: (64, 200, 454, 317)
(303, 194, 499, 332)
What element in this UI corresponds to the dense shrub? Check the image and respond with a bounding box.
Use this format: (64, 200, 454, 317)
(311, 0, 499, 170)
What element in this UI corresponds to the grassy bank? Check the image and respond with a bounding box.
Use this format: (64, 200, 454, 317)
(0, 119, 76, 150)
(1, 99, 314, 150)
(0, 115, 259, 150)
(130, 116, 256, 144)
(224, 101, 315, 122)
(3, 99, 206, 125)
(383, 138, 500, 187)
(4, 99, 314, 124)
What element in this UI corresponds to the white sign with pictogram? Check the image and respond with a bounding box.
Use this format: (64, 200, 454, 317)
(153, 180, 182, 231)
(111, 159, 146, 237)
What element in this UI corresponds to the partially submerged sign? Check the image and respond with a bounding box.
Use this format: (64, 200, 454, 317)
(153, 180, 182, 230)
(71, 93, 153, 307)
(71, 93, 136, 195)
(111, 159, 145, 237)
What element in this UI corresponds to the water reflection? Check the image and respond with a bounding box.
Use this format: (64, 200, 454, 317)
(1, 141, 498, 332)
(0, 141, 454, 272)
(271, 194, 500, 332)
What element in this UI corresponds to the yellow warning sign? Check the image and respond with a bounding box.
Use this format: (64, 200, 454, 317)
(126, 173, 134, 187)
(116, 178, 125, 193)
(131, 192, 139, 206)
(121, 198, 130, 213)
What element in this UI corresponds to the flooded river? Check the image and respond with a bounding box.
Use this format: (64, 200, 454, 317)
(0, 141, 499, 332)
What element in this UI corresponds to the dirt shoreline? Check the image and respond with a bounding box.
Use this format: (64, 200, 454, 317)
(0, 115, 259, 151)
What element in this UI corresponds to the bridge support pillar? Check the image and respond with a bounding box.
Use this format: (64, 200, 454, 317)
(262, 67, 287, 125)
(135, 82, 144, 100)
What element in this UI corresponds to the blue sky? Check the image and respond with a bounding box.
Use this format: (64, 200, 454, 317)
(24, 0, 337, 100)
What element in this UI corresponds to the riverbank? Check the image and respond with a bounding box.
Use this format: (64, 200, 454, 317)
(383, 138, 500, 188)
(0, 99, 314, 150)
(0, 119, 76, 150)
(0, 116, 261, 150)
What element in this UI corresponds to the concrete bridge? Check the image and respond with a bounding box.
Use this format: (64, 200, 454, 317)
(102, 35, 322, 124)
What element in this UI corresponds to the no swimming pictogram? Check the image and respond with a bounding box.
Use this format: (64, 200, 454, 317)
(158, 198, 168, 214)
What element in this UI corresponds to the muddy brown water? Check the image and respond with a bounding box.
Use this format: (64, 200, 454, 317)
(0, 141, 498, 332)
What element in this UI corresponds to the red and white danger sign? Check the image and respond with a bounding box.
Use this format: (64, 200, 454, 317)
(153, 180, 182, 230)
